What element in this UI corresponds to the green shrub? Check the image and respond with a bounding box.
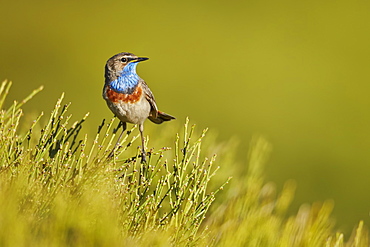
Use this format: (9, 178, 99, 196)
(0, 80, 368, 246)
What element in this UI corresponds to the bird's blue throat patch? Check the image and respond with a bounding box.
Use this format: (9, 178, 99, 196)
(109, 62, 140, 94)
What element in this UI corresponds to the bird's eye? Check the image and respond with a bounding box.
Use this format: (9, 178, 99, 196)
(120, 57, 127, 63)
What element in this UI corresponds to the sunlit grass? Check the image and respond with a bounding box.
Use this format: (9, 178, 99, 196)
(0, 80, 368, 246)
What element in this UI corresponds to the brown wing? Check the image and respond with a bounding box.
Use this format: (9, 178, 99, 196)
(140, 80, 158, 118)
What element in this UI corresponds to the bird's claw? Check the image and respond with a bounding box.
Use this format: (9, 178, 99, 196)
(140, 153, 147, 164)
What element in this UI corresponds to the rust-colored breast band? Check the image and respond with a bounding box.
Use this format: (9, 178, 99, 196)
(106, 86, 143, 103)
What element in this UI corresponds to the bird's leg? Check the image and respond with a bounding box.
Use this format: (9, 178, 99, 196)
(139, 123, 146, 163)
(108, 121, 127, 158)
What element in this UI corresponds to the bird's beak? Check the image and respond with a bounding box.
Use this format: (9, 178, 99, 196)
(132, 57, 149, 63)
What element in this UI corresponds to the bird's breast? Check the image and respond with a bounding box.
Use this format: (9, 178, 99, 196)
(105, 84, 143, 104)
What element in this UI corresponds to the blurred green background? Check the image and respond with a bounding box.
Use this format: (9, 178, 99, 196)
(1, 0, 370, 233)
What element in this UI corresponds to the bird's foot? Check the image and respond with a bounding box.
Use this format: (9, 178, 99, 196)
(140, 152, 147, 164)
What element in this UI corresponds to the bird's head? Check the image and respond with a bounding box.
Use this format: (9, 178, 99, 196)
(105, 52, 149, 83)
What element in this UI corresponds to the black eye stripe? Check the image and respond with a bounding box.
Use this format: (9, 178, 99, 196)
(120, 57, 135, 63)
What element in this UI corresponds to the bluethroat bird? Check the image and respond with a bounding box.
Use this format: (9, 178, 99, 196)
(103, 52, 175, 163)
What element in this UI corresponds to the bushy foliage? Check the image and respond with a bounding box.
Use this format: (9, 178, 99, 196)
(0, 80, 367, 246)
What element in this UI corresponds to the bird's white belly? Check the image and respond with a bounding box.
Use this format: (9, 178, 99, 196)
(106, 97, 151, 124)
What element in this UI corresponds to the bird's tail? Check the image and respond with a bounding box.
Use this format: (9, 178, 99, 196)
(148, 111, 175, 124)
